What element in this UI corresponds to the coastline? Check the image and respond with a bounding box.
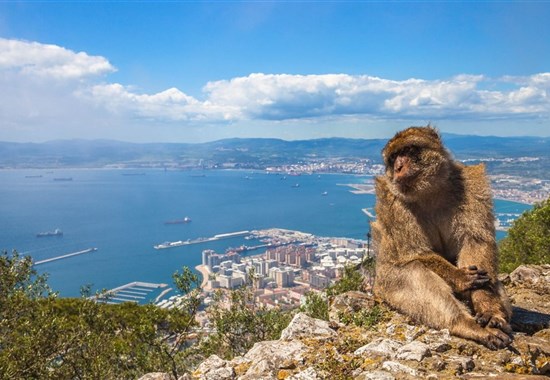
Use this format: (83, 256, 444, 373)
(195, 264, 211, 289)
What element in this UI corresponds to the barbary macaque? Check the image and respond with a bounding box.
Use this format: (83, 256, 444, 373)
(372, 126, 512, 349)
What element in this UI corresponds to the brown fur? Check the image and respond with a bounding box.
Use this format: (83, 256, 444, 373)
(372, 126, 512, 350)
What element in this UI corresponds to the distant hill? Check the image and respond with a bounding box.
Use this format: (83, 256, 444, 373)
(0, 134, 548, 171)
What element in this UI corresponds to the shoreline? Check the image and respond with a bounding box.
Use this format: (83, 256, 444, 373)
(195, 264, 211, 289)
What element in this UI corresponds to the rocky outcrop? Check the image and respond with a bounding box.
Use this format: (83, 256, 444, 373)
(140, 265, 550, 379)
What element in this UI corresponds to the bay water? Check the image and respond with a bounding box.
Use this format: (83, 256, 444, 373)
(0, 169, 531, 297)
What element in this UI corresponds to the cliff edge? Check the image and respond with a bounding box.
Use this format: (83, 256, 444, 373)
(141, 264, 550, 379)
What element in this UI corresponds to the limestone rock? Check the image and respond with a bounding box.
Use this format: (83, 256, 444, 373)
(190, 355, 236, 380)
(287, 367, 319, 379)
(138, 373, 173, 380)
(280, 312, 336, 341)
(355, 370, 395, 380)
(238, 339, 307, 379)
(381, 360, 418, 376)
(510, 264, 550, 286)
(329, 290, 377, 322)
(395, 341, 431, 362)
(355, 338, 402, 358)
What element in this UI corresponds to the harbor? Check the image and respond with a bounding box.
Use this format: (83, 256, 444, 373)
(154, 230, 250, 250)
(93, 281, 169, 304)
(34, 248, 98, 265)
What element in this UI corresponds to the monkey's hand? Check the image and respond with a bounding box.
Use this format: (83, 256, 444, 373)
(454, 265, 490, 293)
(475, 312, 513, 335)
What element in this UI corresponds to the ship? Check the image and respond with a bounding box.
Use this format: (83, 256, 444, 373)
(53, 177, 73, 181)
(164, 216, 192, 225)
(36, 228, 63, 237)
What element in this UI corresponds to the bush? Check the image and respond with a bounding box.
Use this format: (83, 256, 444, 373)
(326, 264, 364, 296)
(300, 291, 329, 321)
(200, 287, 293, 359)
(0, 250, 203, 379)
(499, 198, 550, 273)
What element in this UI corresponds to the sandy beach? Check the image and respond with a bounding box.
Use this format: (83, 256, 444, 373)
(195, 264, 211, 289)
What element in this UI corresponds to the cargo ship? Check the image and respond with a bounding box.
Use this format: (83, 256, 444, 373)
(36, 228, 63, 237)
(154, 230, 250, 250)
(164, 216, 192, 224)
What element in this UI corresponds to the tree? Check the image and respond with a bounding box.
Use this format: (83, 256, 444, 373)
(499, 198, 550, 273)
(0, 250, 204, 379)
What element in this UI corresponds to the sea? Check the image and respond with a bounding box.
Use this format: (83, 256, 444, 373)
(0, 169, 532, 298)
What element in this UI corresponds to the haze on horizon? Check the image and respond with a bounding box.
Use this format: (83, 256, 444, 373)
(0, 2, 549, 144)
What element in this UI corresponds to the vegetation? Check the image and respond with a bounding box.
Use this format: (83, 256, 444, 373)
(499, 198, 550, 273)
(0, 250, 293, 378)
(0, 250, 205, 378)
(301, 264, 368, 322)
(199, 287, 293, 360)
(300, 291, 330, 321)
(326, 264, 365, 297)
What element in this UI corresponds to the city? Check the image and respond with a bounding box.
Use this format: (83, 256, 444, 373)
(153, 228, 372, 318)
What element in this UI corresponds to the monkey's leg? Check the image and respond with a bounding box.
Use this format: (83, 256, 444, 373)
(377, 261, 511, 350)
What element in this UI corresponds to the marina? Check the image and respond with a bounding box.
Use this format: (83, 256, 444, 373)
(93, 281, 169, 304)
(34, 247, 98, 265)
(154, 230, 250, 250)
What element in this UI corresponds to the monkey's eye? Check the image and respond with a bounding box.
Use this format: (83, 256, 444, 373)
(401, 145, 420, 158)
(388, 153, 398, 165)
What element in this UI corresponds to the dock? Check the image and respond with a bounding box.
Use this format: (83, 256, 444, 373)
(154, 230, 250, 250)
(34, 248, 98, 265)
(93, 281, 169, 304)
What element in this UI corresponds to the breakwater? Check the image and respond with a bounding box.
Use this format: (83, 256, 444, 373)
(34, 248, 98, 265)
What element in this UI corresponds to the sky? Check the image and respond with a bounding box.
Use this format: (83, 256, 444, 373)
(0, 1, 549, 143)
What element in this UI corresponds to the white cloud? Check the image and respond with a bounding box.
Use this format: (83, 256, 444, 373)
(0, 38, 115, 79)
(0, 38, 548, 141)
(202, 73, 549, 121)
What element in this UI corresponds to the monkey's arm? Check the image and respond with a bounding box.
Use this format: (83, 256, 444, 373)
(454, 165, 512, 332)
(402, 253, 490, 293)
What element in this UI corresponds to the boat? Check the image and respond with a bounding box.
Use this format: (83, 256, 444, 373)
(322, 191, 328, 196)
(291, 183, 300, 188)
(36, 228, 63, 237)
(164, 216, 192, 225)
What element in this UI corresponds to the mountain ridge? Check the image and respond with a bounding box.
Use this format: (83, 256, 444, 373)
(1, 134, 549, 169)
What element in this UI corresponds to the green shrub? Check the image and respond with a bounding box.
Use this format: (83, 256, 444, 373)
(499, 198, 550, 273)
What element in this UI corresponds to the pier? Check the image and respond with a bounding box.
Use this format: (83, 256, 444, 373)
(93, 281, 169, 304)
(154, 230, 250, 250)
(34, 248, 98, 265)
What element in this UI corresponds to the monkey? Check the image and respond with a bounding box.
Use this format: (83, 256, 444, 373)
(371, 126, 513, 350)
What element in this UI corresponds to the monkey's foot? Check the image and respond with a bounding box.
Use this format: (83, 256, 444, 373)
(452, 316, 512, 350)
(479, 327, 512, 350)
(475, 312, 513, 335)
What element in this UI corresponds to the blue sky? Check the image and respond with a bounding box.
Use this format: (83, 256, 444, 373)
(0, 1, 549, 142)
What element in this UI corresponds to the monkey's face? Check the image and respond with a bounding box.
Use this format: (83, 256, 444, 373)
(382, 126, 450, 199)
(386, 145, 423, 193)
